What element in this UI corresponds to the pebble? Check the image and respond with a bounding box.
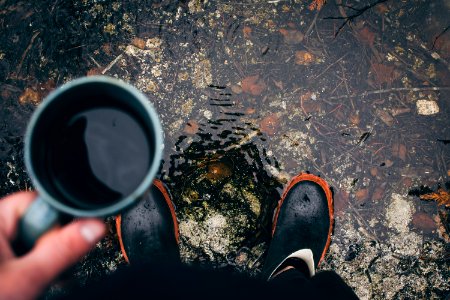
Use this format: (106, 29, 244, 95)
(416, 99, 439, 115)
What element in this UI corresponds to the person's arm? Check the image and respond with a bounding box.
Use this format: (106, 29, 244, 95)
(0, 192, 105, 300)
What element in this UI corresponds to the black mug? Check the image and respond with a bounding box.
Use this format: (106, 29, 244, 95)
(19, 76, 163, 249)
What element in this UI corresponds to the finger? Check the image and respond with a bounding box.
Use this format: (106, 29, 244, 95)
(0, 192, 36, 240)
(0, 234, 14, 262)
(16, 219, 106, 295)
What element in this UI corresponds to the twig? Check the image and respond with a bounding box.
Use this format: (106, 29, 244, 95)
(325, 0, 388, 37)
(312, 53, 348, 80)
(432, 25, 450, 50)
(305, 7, 321, 38)
(102, 53, 123, 74)
(326, 86, 450, 100)
(15, 31, 40, 77)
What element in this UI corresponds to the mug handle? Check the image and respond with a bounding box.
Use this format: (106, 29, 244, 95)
(12, 196, 59, 255)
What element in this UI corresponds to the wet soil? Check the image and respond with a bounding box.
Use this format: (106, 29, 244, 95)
(1, 0, 449, 298)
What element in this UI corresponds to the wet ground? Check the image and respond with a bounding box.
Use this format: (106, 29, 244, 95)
(1, 0, 450, 298)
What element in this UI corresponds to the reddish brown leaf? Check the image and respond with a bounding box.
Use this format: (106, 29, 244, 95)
(372, 185, 385, 201)
(241, 75, 266, 96)
(279, 29, 304, 45)
(132, 37, 146, 49)
(243, 26, 252, 39)
(183, 120, 199, 135)
(392, 143, 407, 161)
(370, 63, 400, 85)
(355, 188, 369, 202)
(335, 190, 349, 216)
(260, 114, 280, 136)
(87, 68, 103, 76)
(412, 212, 436, 232)
(358, 27, 375, 47)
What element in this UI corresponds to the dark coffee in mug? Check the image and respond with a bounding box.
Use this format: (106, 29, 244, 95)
(28, 81, 157, 211)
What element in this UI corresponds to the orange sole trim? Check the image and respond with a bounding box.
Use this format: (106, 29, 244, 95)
(115, 179, 180, 263)
(271, 173, 334, 267)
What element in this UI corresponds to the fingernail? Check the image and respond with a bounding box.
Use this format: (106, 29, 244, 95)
(80, 221, 105, 243)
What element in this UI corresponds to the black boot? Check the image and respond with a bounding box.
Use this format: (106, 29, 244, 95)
(116, 179, 180, 264)
(262, 173, 334, 280)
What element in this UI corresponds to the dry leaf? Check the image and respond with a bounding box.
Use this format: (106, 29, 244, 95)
(279, 29, 304, 45)
(19, 88, 40, 105)
(243, 26, 252, 39)
(87, 68, 103, 76)
(420, 189, 450, 207)
(260, 114, 280, 136)
(308, 0, 325, 11)
(295, 50, 315, 65)
(392, 143, 407, 161)
(412, 212, 436, 232)
(355, 188, 369, 202)
(375, 108, 394, 126)
(241, 75, 266, 96)
(370, 63, 400, 85)
(358, 27, 375, 47)
(372, 185, 385, 201)
(132, 37, 146, 49)
(183, 120, 200, 135)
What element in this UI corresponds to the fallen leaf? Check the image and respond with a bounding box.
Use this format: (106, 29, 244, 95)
(420, 189, 450, 207)
(18, 88, 40, 105)
(370, 63, 400, 85)
(295, 50, 315, 65)
(132, 37, 146, 49)
(355, 188, 369, 202)
(87, 68, 103, 76)
(358, 27, 375, 47)
(349, 113, 360, 125)
(412, 212, 436, 232)
(102, 43, 112, 55)
(390, 107, 411, 116)
(375, 108, 394, 126)
(308, 0, 325, 11)
(375, 3, 389, 14)
(372, 185, 385, 201)
(243, 26, 252, 39)
(392, 143, 407, 161)
(260, 113, 280, 136)
(241, 75, 266, 96)
(370, 167, 378, 177)
(335, 190, 349, 215)
(183, 120, 199, 135)
(279, 29, 304, 45)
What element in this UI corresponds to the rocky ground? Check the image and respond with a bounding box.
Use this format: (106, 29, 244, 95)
(1, 0, 449, 298)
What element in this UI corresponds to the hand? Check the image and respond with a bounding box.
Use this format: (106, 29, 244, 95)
(0, 192, 106, 300)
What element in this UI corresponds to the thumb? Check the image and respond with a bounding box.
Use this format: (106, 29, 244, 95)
(16, 219, 105, 295)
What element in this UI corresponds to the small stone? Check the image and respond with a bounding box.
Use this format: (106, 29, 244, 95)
(203, 110, 212, 119)
(230, 84, 242, 94)
(416, 100, 439, 115)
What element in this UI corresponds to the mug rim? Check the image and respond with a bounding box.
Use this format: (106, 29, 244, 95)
(24, 76, 164, 217)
